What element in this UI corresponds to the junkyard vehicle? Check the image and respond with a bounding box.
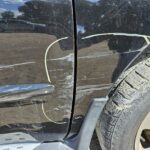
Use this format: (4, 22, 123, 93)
(0, 0, 149, 150)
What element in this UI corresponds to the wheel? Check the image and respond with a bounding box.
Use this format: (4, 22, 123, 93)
(99, 57, 150, 150)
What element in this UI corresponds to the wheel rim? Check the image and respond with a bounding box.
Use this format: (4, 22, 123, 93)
(135, 113, 150, 150)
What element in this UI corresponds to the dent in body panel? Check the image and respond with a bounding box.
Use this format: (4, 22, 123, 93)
(70, 0, 150, 136)
(0, 0, 74, 142)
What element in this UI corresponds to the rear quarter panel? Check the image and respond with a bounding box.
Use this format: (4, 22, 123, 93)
(70, 0, 150, 135)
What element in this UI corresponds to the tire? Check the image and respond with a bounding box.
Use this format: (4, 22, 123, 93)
(99, 57, 150, 150)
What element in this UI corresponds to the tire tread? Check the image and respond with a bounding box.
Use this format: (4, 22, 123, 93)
(99, 57, 150, 150)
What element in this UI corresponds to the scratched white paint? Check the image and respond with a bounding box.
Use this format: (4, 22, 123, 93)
(77, 83, 112, 91)
(76, 84, 112, 101)
(0, 61, 35, 70)
(78, 50, 141, 60)
(80, 76, 105, 81)
(48, 69, 64, 72)
(44, 37, 68, 83)
(43, 37, 75, 124)
(82, 32, 150, 45)
(48, 53, 74, 62)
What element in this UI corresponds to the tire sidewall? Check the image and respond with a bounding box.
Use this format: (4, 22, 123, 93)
(113, 90, 150, 150)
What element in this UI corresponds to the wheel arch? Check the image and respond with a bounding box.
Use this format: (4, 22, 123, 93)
(108, 47, 150, 98)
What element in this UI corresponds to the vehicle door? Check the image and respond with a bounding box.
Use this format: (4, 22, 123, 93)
(0, 0, 75, 143)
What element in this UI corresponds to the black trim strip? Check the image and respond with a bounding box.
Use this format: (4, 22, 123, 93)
(64, 0, 78, 138)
